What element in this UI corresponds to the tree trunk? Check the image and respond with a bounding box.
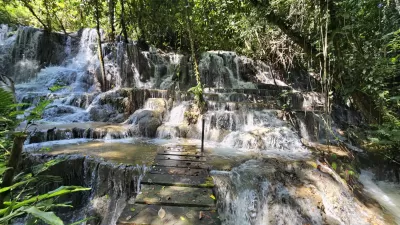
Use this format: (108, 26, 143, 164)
(95, 0, 107, 92)
(0, 134, 27, 208)
(185, 0, 204, 107)
(108, 0, 115, 42)
(120, 0, 129, 43)
(352, 90, 381, 124)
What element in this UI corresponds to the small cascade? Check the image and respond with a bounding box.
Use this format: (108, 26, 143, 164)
(167, 102, 187, 125)
(359, 170, 400, 224)
(21, 154, 149, 225)
(156, 102, 189, 139)
(212, 160, 380, 225)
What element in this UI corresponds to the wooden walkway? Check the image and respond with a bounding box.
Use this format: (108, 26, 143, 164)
(117, 145, 220, 225)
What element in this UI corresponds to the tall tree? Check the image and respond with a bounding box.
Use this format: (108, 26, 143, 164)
(120, 0, 128, 43)
(108, 0, 115, 42)
(94, 0, 107, 91)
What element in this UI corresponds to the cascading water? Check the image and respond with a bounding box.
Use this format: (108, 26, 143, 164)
(155, 102, 189, 139)
(0, 24, 9, 44)
(359, 170, 400, 224)
(2, 24, 397, 225)
(212, 160, 385, 225)
(13, 28, 101, 124)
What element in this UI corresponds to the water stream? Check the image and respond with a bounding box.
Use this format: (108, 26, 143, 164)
(360, 170, 400, 224)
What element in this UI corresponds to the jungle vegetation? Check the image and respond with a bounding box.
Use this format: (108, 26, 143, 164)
(0, 0, 399, 223)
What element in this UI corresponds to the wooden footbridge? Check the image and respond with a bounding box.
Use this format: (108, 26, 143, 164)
(117, 145, 220, 225)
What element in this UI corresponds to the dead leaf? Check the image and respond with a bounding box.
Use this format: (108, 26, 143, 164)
(199, 211, 204, 220)
(158, 207, 166, 219)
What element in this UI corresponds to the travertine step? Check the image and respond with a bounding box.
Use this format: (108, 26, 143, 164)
(206, 101, 279, 111)
(136, 185, 215, 207)
(142, 174, 214, 188)
(117, 204, 220, 225)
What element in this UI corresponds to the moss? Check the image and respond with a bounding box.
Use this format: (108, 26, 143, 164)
(199, 176, 215, 188)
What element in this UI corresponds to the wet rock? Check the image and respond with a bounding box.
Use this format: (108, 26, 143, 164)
(89, 104, 119, 122)
(126, 109, 163, 137)
(43, 105, 76, 118)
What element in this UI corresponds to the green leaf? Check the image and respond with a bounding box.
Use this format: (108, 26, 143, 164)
(0, 178, 37, 193)
(69, 217, 95, 225)
(0, 186, 91, 215)
(332, 162, 337, 171)
(24, 206, 64, 225)
(32, 159, 65, 175)
(48, 85, 67, 92)
(0, 166, 11, 176)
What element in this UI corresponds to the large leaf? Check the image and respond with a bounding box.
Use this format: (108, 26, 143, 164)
(32, 159, 66, 175)
(0, 166, 11, 176)
(0, 186, 91, 214)
(0, 178, 37, 193)
(0, 88, 14, 115)
(24, 206, 64, 225)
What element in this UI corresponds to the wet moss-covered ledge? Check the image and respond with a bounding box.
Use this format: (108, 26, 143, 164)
(20, 153, 149, 225)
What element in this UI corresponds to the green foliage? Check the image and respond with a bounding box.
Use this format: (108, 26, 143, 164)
(331, 162, 337, 171)
(48, 85, 67, 92)
(0, 83, 89, 224)
(24, 206, 63, 225)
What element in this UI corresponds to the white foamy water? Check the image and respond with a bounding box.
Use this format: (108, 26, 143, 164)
(166, 103, 188, 125)
(359, 170, 400, 224)
(13, 28, 102, 124)
(0, 24, 9, 45)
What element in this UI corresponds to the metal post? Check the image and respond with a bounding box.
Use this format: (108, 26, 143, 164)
(201, 117, 205, 153)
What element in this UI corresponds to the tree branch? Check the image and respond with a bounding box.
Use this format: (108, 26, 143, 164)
(20, 0, 50, 31)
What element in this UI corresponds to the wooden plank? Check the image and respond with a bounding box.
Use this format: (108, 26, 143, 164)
(141, 174, 214, 188)
(161, 146, 199, 152)
(117, 204, 220, 225)
(157, 148, 202, 154)
(149, 166, 208, 176)
(157, 149, 205, 157)
(154, 159, 209, 169)
(136, 185, 216, 208)
(155, 155, 206, 162)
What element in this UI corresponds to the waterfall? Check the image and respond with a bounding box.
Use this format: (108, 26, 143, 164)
(13, 28, 102, 123)
(166, 102, 187, 125)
